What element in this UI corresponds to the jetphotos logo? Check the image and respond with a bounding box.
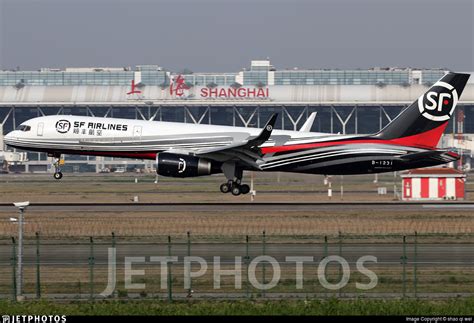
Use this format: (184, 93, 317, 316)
(1, 315, 66, 323)
(418, 81, 458, 122)
(99, 248, 378, 296)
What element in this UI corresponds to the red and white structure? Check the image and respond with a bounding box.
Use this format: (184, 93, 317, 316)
(401, 168, 466, 201)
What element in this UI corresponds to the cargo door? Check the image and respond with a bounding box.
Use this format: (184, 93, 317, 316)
(133, 125, 142, 138)
(37, 122, 44, 136)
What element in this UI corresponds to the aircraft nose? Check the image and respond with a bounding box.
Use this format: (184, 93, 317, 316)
(4, 131, 15, 143)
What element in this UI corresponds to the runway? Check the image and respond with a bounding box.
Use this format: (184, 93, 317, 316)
(1, 202, 474, 212)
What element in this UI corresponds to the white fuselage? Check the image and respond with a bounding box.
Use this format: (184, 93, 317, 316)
(4, 115, 336, 159)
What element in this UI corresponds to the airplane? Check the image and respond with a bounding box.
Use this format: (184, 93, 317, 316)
(4, 73, 470, 196)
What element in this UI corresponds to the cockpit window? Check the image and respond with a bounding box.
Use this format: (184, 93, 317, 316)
(16, 125, 31, 132)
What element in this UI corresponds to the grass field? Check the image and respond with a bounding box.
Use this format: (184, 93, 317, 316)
(1, 299, 474, 315)
(2, 264, 472, 297)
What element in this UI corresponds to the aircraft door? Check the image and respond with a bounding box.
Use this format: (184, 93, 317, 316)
(133, 125, 142, 138)
(37, 122, 44, 136)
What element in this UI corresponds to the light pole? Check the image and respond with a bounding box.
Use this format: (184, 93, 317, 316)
(13, 201, 29, 300)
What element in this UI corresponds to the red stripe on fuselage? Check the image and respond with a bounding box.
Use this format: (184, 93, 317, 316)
(261, 123, 447, 154)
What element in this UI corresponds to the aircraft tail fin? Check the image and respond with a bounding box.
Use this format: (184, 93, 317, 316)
(374, 72, 470, 148)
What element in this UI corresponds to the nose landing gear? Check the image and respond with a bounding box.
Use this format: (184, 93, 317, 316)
(51, 154, 63, 180)
(53, 171, 63, 180)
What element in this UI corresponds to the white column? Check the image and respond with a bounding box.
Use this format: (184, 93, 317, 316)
(429, 178, 438, 199)
(411, 178, 421, 199)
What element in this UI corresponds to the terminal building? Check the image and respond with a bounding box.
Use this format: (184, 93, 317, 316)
(0, 59, 473, 173)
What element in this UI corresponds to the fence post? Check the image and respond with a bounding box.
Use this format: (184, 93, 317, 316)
(414, 231, 418, 298)
(338, 231, 342, 298)
(323, 236, 328, 298)
(245, 235, 250, 299)
(401, 235, 407, 298)
(167, 235, 173, 302)
(11, 237, 17, 301)
(323, 236, 328, 258)
(111, 232, 116, 299)
(262, 230, 266, 298)
(89, 237, 95, 300)
(35, 232, 41, 299)
(186, 231, 192, 297)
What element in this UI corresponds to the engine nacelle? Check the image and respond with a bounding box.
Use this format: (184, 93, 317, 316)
(156, 153, 219, 178)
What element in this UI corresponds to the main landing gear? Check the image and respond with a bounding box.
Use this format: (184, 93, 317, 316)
(219, 162, 251, 196)
(220, 181, 250, 196)
(51, 154, 63, 180)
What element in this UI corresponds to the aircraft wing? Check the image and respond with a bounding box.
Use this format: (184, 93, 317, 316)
(168, 114, 278, 169)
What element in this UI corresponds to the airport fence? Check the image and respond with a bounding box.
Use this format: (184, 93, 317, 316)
(0, 232, 473, 300)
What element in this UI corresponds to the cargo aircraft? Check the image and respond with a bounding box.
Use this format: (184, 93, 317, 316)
(4, 73, 470, 195)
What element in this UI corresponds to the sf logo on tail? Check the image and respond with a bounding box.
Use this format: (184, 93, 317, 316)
(418, 81, 458, 121)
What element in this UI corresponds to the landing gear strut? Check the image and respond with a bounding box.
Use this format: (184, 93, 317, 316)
(51, 154, 63, 180)
(219, 162, 251, 196)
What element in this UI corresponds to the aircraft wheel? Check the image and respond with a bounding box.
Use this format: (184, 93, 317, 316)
(240, 184, 250, 195)
(53, 172, 63, 180)
(220, 183, 230, 193)
(231, 184, 241, 196)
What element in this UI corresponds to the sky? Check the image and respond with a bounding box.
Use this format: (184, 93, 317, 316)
(0, 0, 472, 72)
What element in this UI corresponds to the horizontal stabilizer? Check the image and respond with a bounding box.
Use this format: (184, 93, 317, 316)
(401, 150, 459, 163)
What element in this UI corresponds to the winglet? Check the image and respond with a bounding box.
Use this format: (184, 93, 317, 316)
(299, 112, 317, 132)
(248, 113, 278, 147)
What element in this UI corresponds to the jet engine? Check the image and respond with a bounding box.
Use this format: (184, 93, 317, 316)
(156, 152, 220, 178)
